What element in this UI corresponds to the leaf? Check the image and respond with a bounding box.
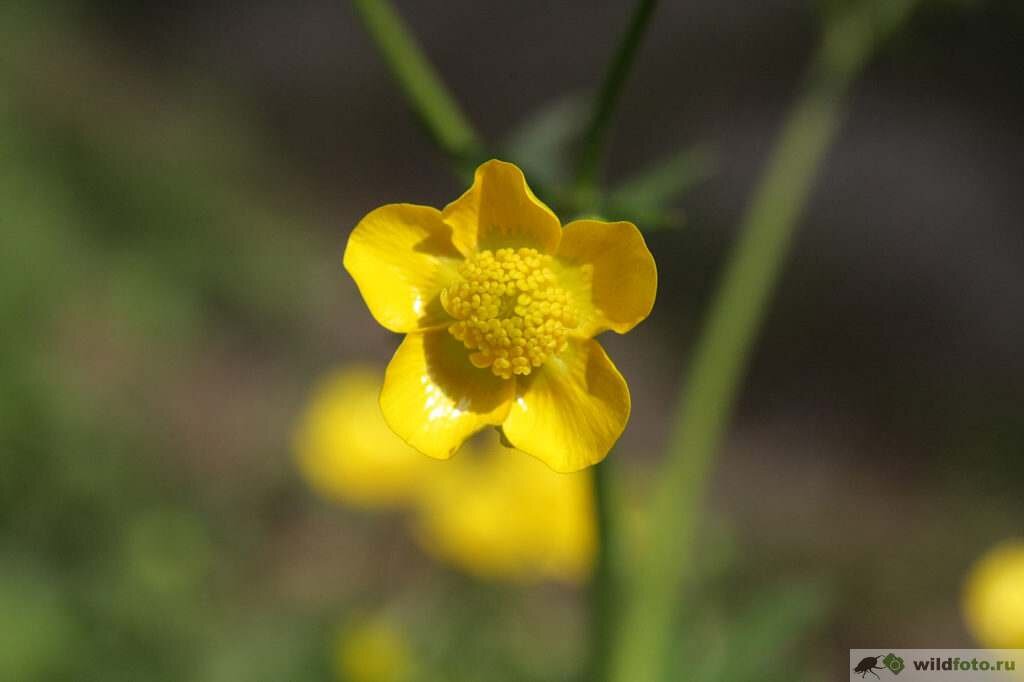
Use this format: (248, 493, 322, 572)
(500, 94, 589, 190)
(605, 145, 716, 229)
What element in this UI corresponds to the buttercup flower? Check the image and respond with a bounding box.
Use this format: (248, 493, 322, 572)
(414, 433, 595, 583)
(333, 617, 412, 682)
(963, 539, 1024, 648)
(343, 159, 656, 471)
(293, 367, 438, 508)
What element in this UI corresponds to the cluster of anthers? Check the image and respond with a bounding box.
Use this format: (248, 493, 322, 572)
(441, 248, 579, 379)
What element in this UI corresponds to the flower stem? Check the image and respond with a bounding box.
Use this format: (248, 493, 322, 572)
(351, 0, 484, 177)
(606, 3, 917, 681)
(587, 457, 616, 682)
(574, 0, 659, 207)
(580, 5, 658, 676)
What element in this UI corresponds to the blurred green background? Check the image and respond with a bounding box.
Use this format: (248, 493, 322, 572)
(2, 1, 1023, 680)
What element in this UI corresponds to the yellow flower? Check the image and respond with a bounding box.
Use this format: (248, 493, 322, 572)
(333, 618, 411, 682)
(343, 159, 656, 472)
(963, 539, 1024, 648)
(294, 366, 438, 508)
(413, 433, 595, 583)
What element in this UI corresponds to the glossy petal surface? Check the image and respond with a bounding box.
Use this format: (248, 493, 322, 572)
(555, 219, 657, 336)
(442, 159, 561, 254)
(381, 331, 514, 459)
(343, 203, 462, 332)
(501, 338, 630, 472)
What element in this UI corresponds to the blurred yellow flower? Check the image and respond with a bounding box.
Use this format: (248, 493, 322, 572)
(343, 159, 656, 472)
(963, 539, 1024, 648)
(414, 434, 596, 583)
(294, 367, 436, 508)
(333, 618, 411, 682)
(295, 366, 595, 582)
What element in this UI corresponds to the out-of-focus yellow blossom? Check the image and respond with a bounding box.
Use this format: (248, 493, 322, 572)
(963, 539, 1024, 648)
(343, 159, 656, 472)
(333, 618, 411, 682)
(294, 367, 437, 509)
(414, 434, 596, 583)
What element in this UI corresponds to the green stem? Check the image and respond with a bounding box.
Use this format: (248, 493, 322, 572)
(587, 458, 615, 682)
(574, 0, 659, 205)
(351, 0, 483, 177)
(607, 3, 917, 682)
(579, 6, 658, 677)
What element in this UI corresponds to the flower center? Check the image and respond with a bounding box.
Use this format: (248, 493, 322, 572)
(441, 248, 578, 379)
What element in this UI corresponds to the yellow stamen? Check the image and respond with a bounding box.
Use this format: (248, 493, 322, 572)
(442, 248, 578, 379)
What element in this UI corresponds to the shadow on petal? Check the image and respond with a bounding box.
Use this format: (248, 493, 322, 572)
(421, 331, 511, 414)
(381, 331, 514, 459)
(343, 203, 463, 332)
(411, 221, 465, 260)
(501, 338, 630, 472)
(442, 160, 561, 254)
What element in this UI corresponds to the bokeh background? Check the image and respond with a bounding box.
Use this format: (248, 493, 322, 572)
(3, 0, 1023, 680)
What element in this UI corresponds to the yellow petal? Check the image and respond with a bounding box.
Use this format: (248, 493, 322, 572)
(293, 366, 439, 509)
(442, 159, 561, 254)
(555, 219, 657, 336)
(343, 203, 463, 333)
(501, 338, 630, 472)
(963, 540, 1024, 648)
(381, 331, 514, 459)
(414, 436, 595, 583)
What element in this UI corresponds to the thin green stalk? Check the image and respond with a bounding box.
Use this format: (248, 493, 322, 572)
(579, 6, 658, 676)
(587, 458, 615, 682)
(607, 3, 917, 682)
(575, 0, 659, 205)
(352, 0, 483, 176)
